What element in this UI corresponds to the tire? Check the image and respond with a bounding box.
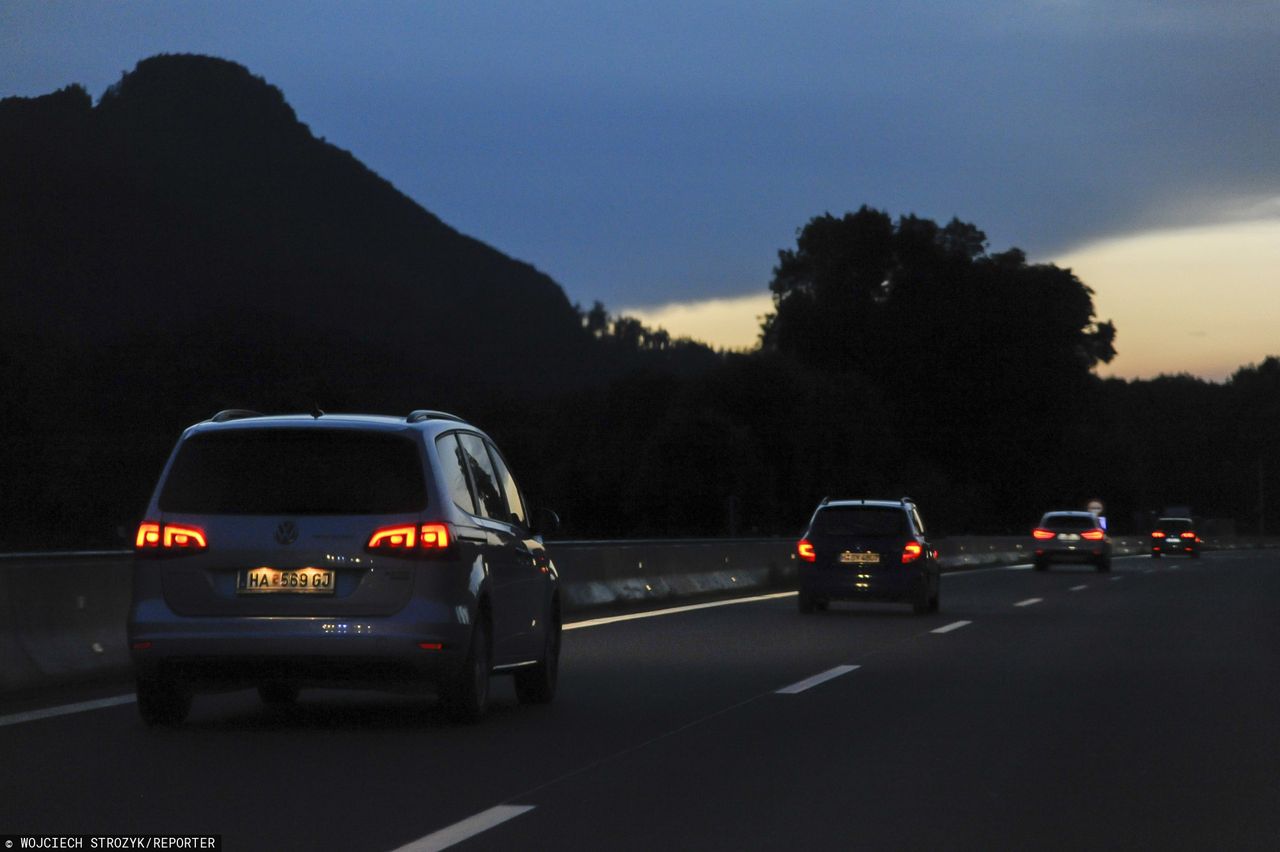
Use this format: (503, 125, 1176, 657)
(1033, 559, 1048, 572)
(136, 675, 191, 727)
(797, 590, 816, 614)
(443, 615, 491, 723)
(258, 683, 300, 705)
(912, 582, 931, 615)
(515, 607, 560, 705)
(1097, 556, 1112, 573)
(1151, 552, 1161, 559)
(814, 599, 829, 612)
(928, 579, 941, 613)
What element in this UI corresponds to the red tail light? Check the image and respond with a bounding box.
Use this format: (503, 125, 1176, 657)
(1180, 531, 1196, 540)
(135, 521, 207, 552)
(1032, 528, 1055, 540)
(1081, 529, 1105, 541)
(367, 525, 421, 551)
(367, 523, 454, 553)
(1151, 531, 1166, 539)
(797, 539, 816, 562)
(420, 523, 450, 549)
(901, 542, 923, 564)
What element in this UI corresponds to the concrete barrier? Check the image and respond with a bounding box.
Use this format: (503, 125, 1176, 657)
(1, 535, 1275, 696)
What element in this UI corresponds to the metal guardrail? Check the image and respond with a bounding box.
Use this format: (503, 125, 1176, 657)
(2, 536, 1277, 696)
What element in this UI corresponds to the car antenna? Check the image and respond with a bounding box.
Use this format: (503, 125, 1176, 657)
(310, 403, 325, 419)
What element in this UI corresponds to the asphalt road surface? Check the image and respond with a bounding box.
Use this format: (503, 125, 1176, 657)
(3, 550, 1278, 851)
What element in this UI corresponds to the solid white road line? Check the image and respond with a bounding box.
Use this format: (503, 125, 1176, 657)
(392, 805, 536, 852)
(1069, 585, 1088, 592)
(563, 591, 796, 631)
(931, 621, 972, 634)
(776, 665, 860, 695)
(1014, 598, 1043, 607)
(0, 694, 136, 728)
(1110, 576, 1124, 582)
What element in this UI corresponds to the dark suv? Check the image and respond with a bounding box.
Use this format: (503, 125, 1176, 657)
(1150, 517, 1200, 558)
(1032, 510, 1111, 572)
(795, 498, 940, 615)
(128, 409, 560, 725)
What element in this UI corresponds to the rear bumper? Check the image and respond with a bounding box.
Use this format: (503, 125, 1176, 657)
(128, 604, 473, 690)
(799, 565, 931, 602)
(1152, 542, 1198, 555)
(1035, 545, 1110, 563)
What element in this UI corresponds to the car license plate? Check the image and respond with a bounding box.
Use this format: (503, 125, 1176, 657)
(237, 567, 336, 594)
(1059, 533, 1080, 541)
(839, 551, 880, 564)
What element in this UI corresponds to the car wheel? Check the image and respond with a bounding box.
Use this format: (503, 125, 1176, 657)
(136, 675, 191, 727)
(814, 599, 829, 611)
(443, 615, 491, 723)
(929, 582, 941, 614)
(1033, 559, 1048, 571)
(258, 683, 300, 705)
(514, 607, 560, 705)
(1097, 557, 1112, 573)
(1191, 550, 1201, 559)
(1151, 552, 1161, 559)
(797, 590, 816, 614)
(912, 584, 931, 615)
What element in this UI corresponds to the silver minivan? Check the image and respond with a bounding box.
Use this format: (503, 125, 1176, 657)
(128, 409, 560, 725)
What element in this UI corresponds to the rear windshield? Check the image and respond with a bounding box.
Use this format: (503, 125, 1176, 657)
(1041, 514, 1096, 531)
(1156, 519, 1192, 532)
(159, 429, 427, 515)
(811, 506, 908, 537)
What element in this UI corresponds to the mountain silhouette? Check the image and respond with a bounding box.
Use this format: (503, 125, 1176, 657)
(1, 54, 593, 404)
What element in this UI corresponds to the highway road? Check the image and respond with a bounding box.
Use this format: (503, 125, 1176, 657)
(3, 550, 1278, 850)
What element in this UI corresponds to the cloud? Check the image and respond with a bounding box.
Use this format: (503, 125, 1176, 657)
(620, 293, 774, 351)
(1055, 216, 1280, 381)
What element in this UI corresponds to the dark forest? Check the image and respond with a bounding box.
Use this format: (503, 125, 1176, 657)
(2, 54, 1275, 549)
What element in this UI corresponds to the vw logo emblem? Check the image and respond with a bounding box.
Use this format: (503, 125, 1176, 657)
(275, 521, 299, 545)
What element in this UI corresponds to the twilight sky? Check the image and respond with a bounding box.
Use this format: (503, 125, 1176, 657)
(4, 1, 1277, 380)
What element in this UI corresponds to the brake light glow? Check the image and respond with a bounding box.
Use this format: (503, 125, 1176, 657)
(368, 523, 454, 553)
(797, 539, 815, 562)
(163, 524, 207, 549)
(1032, 528, 1055, 540)
(135, 521, 206, 552)
(136, 523, 161, 548)
(1081, 529, 1105, 541)
(367, 525, 418, 550)
(1151, 531, 1165, 539)
(1180, 531, 1196, 539)
(901, 542, 923, 563)
(420, 523, 450, 549)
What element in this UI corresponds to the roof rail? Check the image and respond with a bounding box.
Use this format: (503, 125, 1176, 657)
(407, 409, 464, 424)
(819, 495, 830, 505)
(900, 495, 915, 504)
(209, 409, 263, 423)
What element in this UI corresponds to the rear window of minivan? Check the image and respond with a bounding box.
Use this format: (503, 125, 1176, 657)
(159, 429, 427, 514)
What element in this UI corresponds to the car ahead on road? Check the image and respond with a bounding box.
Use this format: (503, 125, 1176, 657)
(1150, 517, 1201, 558)
(128, 409, 561, 726)
(1032, 510, 1111, 572)
(795, 497, 940, 615)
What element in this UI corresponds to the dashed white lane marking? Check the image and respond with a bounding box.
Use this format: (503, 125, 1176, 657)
(932, 621, 972, 634)
(391, 805, 536, 852)
(1014, 598, 1043, 607)
(1110, 577, 1124, 582)
(0, 694, 135, 728)
(563, 591, 796, 631)
(1069, 585, 1088, 592)
(776, 665, 860, 695)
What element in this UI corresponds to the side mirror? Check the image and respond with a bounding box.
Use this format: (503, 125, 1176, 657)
(531, 508, 561, 538)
